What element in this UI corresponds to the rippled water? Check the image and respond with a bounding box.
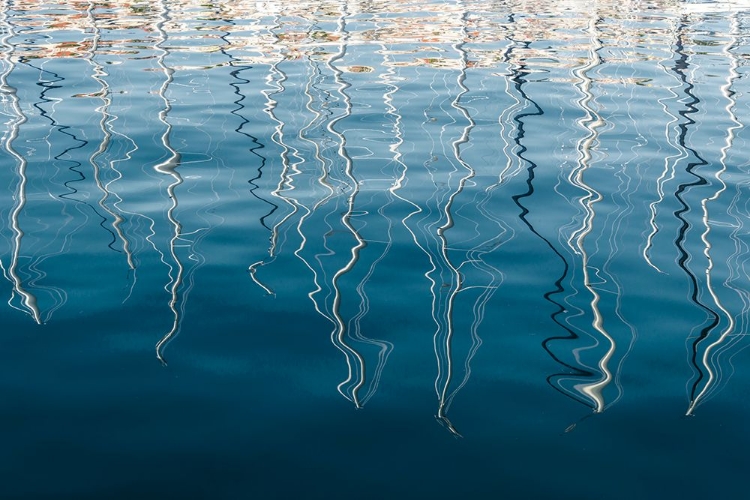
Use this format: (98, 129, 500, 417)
(2, 0, 750, 498)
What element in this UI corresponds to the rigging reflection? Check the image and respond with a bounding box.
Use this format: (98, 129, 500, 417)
(248, 4, 397, 408)
(0, 16, 97, 323)
(247, 12, 298, 296)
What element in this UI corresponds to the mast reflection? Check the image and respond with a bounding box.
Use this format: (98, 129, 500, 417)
(0, 2, 40, 324)
(565, 17, 615, 413)
(85, 0, 135, 273)
(0, 0, 748, 420)
(536, 13, 640, 415)
(685, 12, 743, 416)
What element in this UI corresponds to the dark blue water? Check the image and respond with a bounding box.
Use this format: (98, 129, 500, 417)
(1, 1, 750, 498)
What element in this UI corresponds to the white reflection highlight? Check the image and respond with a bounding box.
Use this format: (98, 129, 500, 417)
(0, 4, 40, 324)
(686, 13, 742, 416)
(567, 18, 612, 413)
(153, 0, 184, 365)
(85, 1, 135, 273)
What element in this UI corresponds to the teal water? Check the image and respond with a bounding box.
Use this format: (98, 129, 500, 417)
(1, 0, 750, 498)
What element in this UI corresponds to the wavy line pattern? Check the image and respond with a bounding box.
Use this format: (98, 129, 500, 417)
(0, 1, 749, 435)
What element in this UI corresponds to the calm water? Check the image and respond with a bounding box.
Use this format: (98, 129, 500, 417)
(1, 0, 750, 498)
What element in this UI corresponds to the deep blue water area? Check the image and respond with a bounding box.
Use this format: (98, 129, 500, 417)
(2, 1, 750, 498)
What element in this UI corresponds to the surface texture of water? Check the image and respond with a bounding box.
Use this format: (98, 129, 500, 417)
(1, 0, 750, 498)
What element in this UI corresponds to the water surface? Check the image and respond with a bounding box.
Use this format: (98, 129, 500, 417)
(1, 0, 750, 498)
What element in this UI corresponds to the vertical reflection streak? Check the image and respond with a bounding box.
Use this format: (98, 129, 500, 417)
(686, 13, 741, 416)
(434, 8, 477, 436)
(567, 17, 612, 413)
(643, 16, 684, 273)
(284, 45, 335, 324)
(0, 2, 40, 324)
(292, 54, 330, 310)
(324, 4, 370, 407)
(153, 0, 183, 365)
(85, 1, 134, 271)
(669, 17, 720, 410)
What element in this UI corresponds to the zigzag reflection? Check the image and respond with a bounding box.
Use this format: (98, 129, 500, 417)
(150, 0, 220, 365)
(85, 0, 135, 274)
(2, 56, 84, 323)
(660, 16, 724, 416)
(537, 15, 641, 415)
(248, 14, 300, 296)
(1, 0, 750, 426)
(0, 3, 39, 324)
(686, 12, 744, 416)
(506, 33, 595, 413)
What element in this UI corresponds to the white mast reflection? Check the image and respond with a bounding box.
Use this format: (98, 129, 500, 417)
(248, 13, 303, 297)
(432, 7, 482, 436)
(85, 1, 135, 274)
(0, 2, 40, 324)
(566, 17, 613, 413)
(153, 0, 184, 364)
(643, 15, 684, 273)
(303, 1, 375, 408)
(686, 12, 742, 416)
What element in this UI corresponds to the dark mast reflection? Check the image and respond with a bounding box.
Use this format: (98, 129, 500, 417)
(247, 13, 300, 295)
(667, 15, 721, 415)
(564, 16, 615, 413)
(220, 19, 274, 233)
(7, 49, 89, 322)
(504, 15, 598, 411)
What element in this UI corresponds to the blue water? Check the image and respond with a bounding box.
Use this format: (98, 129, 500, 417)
(1, 1, 750, 498)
